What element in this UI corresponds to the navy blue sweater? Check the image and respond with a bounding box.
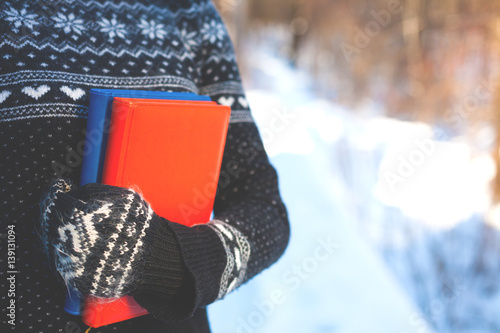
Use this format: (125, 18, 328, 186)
(0, 1, 289, 332)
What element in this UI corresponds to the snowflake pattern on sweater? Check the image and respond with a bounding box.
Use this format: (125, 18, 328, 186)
(0, 1, 289, 332)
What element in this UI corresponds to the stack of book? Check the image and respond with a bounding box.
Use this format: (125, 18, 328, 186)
(65, 89, 230, 328)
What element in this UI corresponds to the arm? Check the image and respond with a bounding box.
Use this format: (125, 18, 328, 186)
(39, 2, 289, 324)
(148, 96, 290, 318)
(134, 4, 290, 320)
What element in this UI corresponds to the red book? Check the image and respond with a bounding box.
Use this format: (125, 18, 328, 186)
(82, 97, 230, 328)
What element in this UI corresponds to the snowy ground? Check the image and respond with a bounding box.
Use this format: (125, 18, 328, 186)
(208, 30, 500, 332)
(206, 41, 448, 333)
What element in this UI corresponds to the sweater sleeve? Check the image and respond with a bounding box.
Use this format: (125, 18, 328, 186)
(165, 106, 291, 308)
(134, 2, 290, 321)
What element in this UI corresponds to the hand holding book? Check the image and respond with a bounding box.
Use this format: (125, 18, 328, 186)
(47, 89, 230, 327)
(40, 180, 186, 302)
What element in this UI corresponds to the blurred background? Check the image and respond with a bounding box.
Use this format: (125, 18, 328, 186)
(208, 0, 500, 332)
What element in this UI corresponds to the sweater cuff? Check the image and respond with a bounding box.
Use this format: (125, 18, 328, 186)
(166, 221, 227, 316)
(132, 215, 189, 322)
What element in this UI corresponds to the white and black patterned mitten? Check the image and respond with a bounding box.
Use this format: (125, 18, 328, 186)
(39, 179, 186, 302)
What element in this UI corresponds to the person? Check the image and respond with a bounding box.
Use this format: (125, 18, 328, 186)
(0, 0, 290, 332)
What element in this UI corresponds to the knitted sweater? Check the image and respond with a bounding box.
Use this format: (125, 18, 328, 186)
(0, 1, 290, 332)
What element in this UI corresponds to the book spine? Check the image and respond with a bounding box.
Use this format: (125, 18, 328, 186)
(101, 99, 134, 186)
(80, 93, 113, 185)
(97, 96, 116, 182)
(68, 92, 111, 316)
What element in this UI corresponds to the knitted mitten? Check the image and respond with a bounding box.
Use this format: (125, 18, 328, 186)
(39, 179, 186, 302)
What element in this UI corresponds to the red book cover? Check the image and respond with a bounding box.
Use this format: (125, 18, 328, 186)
(82, 97, 230, 328)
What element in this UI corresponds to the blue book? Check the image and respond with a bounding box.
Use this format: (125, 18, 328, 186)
(80, 89, 210, 186)
(66, 89, 211, 316)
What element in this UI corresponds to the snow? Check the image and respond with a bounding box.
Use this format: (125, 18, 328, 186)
(374, 132, 494, 229)
(208, 28, 500, 332)
(208, 40, 434, 333)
